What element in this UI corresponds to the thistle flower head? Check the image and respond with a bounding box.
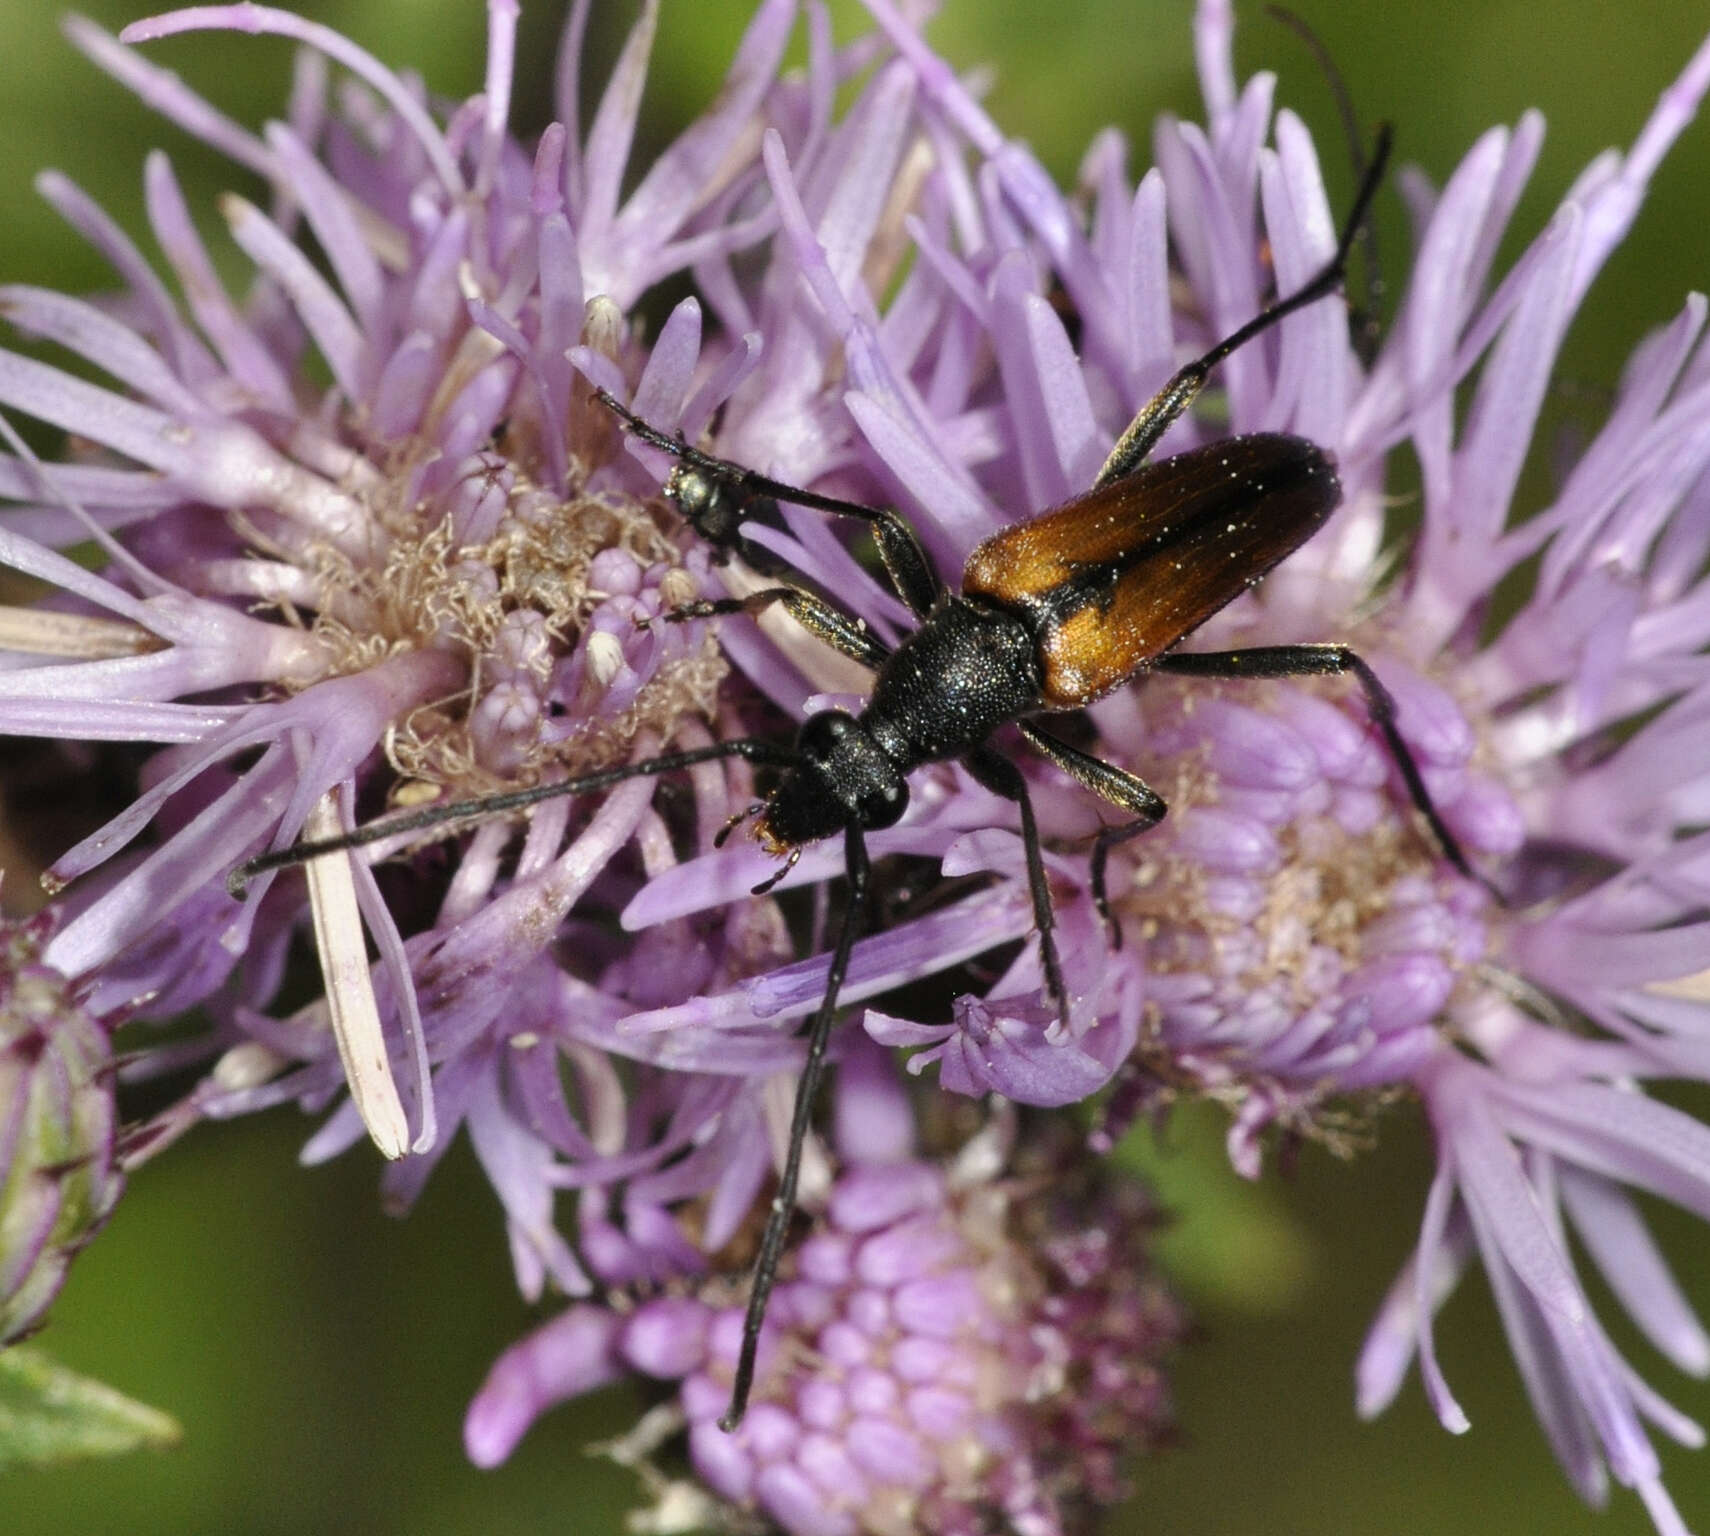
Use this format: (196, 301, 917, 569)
(0, 0, 823, 1195)
(466, 1066, 1183, 1536)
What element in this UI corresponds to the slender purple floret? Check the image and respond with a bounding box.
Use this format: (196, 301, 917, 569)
(2, 1, 1710, 1530)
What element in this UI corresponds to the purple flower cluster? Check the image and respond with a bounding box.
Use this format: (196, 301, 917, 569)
(2, 0, 1710, 1531)
(468, 1048, 1182, 1536)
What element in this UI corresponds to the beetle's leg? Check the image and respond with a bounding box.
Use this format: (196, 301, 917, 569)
(1156, 645, 1503, 902)
(596, 390, 943, 619)
(1094, 125, 1393, 489)
(722, 824, 869, 1432)
(963, 745, 1070, 1028)
(815, 504, 942, 623)
(1018, 722, 1167, 947)
(228, 738, 797, 891)
(652, 586, 892, 672)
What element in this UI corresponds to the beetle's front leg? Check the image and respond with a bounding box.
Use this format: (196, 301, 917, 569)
(651, 585, 891, 673)
(963, 744, 1069, 1028)
(1018, 721, 1167, 946)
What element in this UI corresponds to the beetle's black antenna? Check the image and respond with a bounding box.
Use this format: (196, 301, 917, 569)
(226, 738, 795, 895)
(1195, 120, 1390, 376)
(720, 826, 870, 1431)
(1095, 122, 1393, 488)
(1267, 7, 1364, 171)
(1265, 5, 1384, 362)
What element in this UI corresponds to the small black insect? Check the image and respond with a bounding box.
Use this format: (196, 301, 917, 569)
(235, 123, 1480, 1430)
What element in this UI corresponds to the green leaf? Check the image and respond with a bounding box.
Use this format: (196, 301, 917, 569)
(0, 1346, 179, 1467)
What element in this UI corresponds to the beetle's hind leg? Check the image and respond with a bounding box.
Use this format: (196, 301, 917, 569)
(1018, 722, 1167, 947)
(1156, 645, 1502, 901)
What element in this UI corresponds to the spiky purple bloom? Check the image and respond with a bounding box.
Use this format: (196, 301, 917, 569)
(0, 0, 826, 1275)
(599, 2, 1710, 1525)
(645, 8, 1710, 1528)
(3, 0, 1710, 1531)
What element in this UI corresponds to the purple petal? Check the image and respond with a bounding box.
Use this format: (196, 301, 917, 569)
(463, 1305, 622, 1467)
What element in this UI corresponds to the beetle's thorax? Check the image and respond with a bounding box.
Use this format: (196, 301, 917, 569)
(862, 596, 1042, 766)
(752, 600, 1041, 855)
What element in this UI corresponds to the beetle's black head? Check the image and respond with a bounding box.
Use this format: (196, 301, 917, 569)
(755, 709, 909, 853)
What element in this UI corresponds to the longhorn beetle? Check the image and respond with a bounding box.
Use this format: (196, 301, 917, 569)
(234, 123, 1484, 1430)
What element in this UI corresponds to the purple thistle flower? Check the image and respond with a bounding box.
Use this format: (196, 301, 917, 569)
(1, 0, 820, 1227)
(1, 0, 1709, 1531)
(465, 1043, 1184, 1536)
(765, 5, 1710, 1528)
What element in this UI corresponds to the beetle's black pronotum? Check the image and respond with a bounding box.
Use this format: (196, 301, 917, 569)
(234, 123, 1482, 1430)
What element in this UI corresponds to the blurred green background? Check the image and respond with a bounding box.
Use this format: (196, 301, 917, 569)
(6, 1, 1710, 1533)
